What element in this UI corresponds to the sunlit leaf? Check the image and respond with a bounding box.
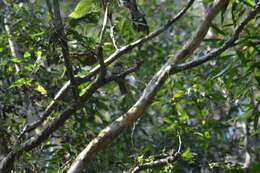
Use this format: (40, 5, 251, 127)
(10, 57, 22, 63)
(182, 148, 194, 160)
(69, 0, 100, 19)
(23, 52, 31, 59)
(172, 89, 185, 101)
(9, 78, 33, 88)
(35, 83, 47, 95)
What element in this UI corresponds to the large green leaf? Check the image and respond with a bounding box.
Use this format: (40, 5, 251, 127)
(69, 0, 100, 19)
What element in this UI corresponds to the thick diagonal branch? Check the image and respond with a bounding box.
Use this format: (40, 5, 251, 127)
(170, 0, 229, 64)
(18, 0, 194, 136)
(67, 1, 230, 173)
(0, 64, 140, 173)
(66, 1, 258, 171)
(176, 2, 260, 72)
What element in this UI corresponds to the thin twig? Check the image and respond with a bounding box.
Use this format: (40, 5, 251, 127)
(130, 152, 181, 173)
(130, 132, 182, 173)
(52, 0, 78, 100)
(177, 132, 182, 153)
(18, 81, 70, 139)
(15, 0, 194, 152)
(97, 2, 110, 79)
(80, 0, 195, 82)
(99, 2, 109, 44)
(131, 121, 137, 149)
(108, 12, 118, 50)
(110, 25, 118, 50)
(20, 0, 194, 137)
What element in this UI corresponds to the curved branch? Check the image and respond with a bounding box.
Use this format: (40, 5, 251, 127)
(0, 62, 141, 173)
(130, 134, 182, 173)
(4, 14, 22, 72)
(18, 81, 70, 139)
(175, 2, 260, 72)
(97, 2, 110, 79)
(19, 0, 194, 136)
(67, 1, 229, 173)
(0, 79, 105, 173)
(130, 153, 181, 173)
(171, 0, 229, 64)
(81, 0, 195, 82)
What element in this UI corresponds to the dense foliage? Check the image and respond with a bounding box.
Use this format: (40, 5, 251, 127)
(0, 0, 259, 173)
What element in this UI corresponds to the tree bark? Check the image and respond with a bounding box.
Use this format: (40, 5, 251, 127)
(67, 1, 230, 173)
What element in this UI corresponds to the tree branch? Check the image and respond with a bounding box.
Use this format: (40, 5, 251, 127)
(109, 23, 118, 50)
(80, 0, 195, 83)
(0, 63, 141, 173)
(52, 0, 78, 100)
(175, 2, 260, 72)
(66, 1, 230, 173)
(4, 13, 22, 72)
(17, 82, 70, 139)
(130, 134, 182, 173)
(0, 128, 11, 173)
(18, 0, 194, 137)
(108, 60, 143, 81)
(130, 153, 181, 173)
(171, 0, 229, 64)
(97, 1, 110, 79)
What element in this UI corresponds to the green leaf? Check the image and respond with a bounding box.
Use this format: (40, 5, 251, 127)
(160, 124, 176, 131)
(34, 83, 47, 95)
(176, 103, 189, 121)
(240, 0, 255, 7)
(9, 78, 33, 88)
(69, 0, 100, 19)
(182, 148, 194, 160)
(23, 52, 31, 59)
(203, 0, 214, 3)
(172, 89, 185, 100)
(78, 81, 91, 96)
(10, 57, 22, 63)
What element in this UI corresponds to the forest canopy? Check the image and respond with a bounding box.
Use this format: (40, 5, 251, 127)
(0, 0, 260, 173)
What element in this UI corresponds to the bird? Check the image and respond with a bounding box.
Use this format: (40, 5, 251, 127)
(112, 61, 128, 95)
(70, 48, 98, 66)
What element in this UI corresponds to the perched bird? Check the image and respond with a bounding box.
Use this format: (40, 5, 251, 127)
(70, 48, 98, 66)
(112, 61, 128, 95)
